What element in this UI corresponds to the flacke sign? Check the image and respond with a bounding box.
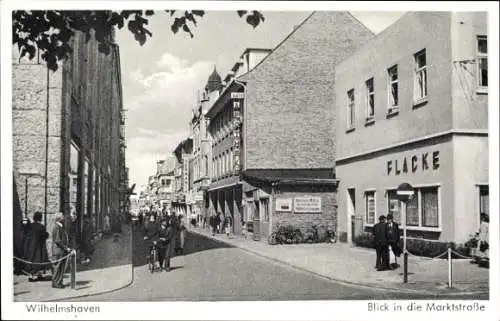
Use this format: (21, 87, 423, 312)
(387, 151, 440, 176)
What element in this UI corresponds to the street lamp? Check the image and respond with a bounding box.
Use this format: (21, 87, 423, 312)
(396, 182, 414, 284)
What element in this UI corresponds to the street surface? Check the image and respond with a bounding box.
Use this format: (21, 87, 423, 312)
(68, 227, 488, 301)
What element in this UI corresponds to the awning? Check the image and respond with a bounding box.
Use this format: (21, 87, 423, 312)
(242, 168, 338, 186)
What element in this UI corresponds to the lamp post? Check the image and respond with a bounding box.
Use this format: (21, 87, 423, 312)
(19, 168, 42, 220)
(396, 182, 414, 284)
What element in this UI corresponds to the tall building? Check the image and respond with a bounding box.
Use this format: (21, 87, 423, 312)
(12, 29, 125, 256)
(206, 12, 374, 239)
(334, 12, 488, 243)
(188, 67, 224, 222)
(155, 159, 175, 208)
(172, 137, 193, 216)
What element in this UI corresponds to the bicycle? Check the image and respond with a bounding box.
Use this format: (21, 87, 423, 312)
(148, 241, 160, 273)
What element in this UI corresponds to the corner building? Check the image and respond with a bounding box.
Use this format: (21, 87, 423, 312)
(207, 12, 374, 239)
(335, 12, 489, 244)
(12, 29, 125, 256)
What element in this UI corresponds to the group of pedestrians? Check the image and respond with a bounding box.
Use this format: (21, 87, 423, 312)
(372, 214, 402, 271)
(142, 210, 187, 272)
(17, 211, 97, 289)
(209, 212, 232, 237)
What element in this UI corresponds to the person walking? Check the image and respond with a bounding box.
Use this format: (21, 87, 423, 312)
(372, 215, 389, 271)
(157, 219, 174, 271)
(144, 215, 158, 240)
(22, 212, 50, 282)
(178, 215, 186, 255)
(225, 215, 232, 238)
(51, 213, 72, 289)
(476, 213, 489, 263)
(217, 212, 223, 234)
(386, 214, 401, 269)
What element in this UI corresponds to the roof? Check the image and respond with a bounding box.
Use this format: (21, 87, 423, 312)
(205, 66, 223, 93)
(242, 168, 338, 185)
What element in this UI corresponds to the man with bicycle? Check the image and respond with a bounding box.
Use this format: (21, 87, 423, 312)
(157, 219, 174, 272)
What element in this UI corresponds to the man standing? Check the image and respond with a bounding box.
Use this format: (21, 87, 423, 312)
(386, 214, 401, 269)
(372, 215, 389, 271)
(51, 213, 71, 289)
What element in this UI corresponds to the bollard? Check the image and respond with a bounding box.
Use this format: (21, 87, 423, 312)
(71, 250, 76, 290)
(447, 247, 452, 288)
(403, 250, 408, 283)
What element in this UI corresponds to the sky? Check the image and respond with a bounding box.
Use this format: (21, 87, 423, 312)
(116, 11, 406, 192)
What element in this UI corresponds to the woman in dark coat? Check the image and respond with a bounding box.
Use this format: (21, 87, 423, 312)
(157, 219, 174, 271)
(23, 212, 50, 281)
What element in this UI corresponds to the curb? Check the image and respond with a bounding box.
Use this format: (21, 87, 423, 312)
(45, 224, 135, 302)
(190, 230, 488, 297)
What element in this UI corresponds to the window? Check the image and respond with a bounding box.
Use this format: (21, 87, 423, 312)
(414, 49, 428, 101)
(229, 148, 233, 174)
(477, 36, 488, 88)
(388, 65, 398, 110)
(222, 152, 226, 175)
(365, 78, 375, 120)
(388, 186, 439, 228)
(479, 185, 489, 216)
(365, 191, 376, 225)
(387, 190, 401, 224)
(262, 198, 270, 222)
(347, 89, 355, 129)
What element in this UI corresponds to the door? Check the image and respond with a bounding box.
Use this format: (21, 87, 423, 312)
(347, 188, 356, 243)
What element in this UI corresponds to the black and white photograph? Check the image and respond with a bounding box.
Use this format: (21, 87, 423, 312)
(1, 1, 498, 320)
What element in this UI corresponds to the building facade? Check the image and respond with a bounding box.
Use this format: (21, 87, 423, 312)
(206, 12, 374, 240)
(155, 159, 175, 209)
(335, 12, 488, 244)
(12, 29, 125, 257)
(172, 137, 193, 216)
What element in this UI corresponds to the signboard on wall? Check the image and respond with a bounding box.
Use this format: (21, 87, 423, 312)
(275, 198, 292, 212)
(294, 196, 322, 213)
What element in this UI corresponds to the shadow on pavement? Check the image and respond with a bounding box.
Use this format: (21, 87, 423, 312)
(14, 291, 30, 296)
(132, 227, 234, 268)
(76, 225, 132, 273)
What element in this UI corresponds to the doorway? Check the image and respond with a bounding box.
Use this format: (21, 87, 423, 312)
(347, 188, 356, 243)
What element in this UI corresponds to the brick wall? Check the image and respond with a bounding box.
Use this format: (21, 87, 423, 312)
(241, 12, 374, 170)
(272, 185, 337, 233)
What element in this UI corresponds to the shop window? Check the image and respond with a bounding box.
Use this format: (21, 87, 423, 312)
(421, 187, 439, 227)
(414, 49, 428, 102)
(388, 186, 440, 229)
(365, 78, 375, 121)
(262, 198, 270, 222)
(479, 185, 489, 216)
(347, 89, 355, 130)
(365, 191, 376, 225)
(387, 65, 398, 112)
(83, 158, 89, 217)
(387, 190, 401, 224)
(477, 36, 488, 88)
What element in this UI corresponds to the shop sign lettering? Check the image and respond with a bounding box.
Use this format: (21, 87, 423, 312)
(294, 196, 322, 213)
(387, 151, 440, 176)
(275, 198, 292, 212)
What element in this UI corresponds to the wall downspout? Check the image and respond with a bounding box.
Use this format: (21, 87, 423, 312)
(44, 66, 50, 226)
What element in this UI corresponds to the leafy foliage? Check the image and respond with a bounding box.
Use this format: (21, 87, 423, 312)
(13, 10, 265, 71)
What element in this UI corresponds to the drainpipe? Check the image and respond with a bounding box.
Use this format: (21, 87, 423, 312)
(44, 66, 50, 227)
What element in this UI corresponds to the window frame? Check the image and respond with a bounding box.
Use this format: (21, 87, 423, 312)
(476, 35, 488, 91)
(413, 49, 428, 104)
(387, 65, 399, 114)
(365, 78, 375, 122)
(364, 190, 376, 226)
(346, 89, 355, 131)
(385, 185, 441, 231)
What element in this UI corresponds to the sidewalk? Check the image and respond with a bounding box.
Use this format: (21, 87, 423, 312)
(190, 227, 489, 296)
(13, 224, 133, 302)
